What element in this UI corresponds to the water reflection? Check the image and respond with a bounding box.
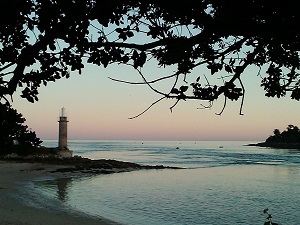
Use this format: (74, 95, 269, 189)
(56, 177, 72, 201)
(37, 177, 73, 202)
(33, 165, 300, 225)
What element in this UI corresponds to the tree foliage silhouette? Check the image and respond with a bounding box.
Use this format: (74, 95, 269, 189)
(1, 0, 300, 117)
(0, 102, 42, 152)
(266, 125, 300, 144)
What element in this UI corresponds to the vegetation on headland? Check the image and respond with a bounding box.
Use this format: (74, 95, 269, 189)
(249, 124, 300, 149)
(0, 102, 42, 155)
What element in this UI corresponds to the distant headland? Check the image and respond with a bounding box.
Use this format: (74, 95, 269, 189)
(248, 125, 300, 149)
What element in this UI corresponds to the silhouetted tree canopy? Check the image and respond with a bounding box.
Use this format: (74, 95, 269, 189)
(266, 125, 300, 144)
(249, 124, 300, 149)
(1, 0, 300, 116)
(0, 102, 42, 153)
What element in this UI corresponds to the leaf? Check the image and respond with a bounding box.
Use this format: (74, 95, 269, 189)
(119, 32, 127, 41)
(138, 52, 147, 67)
(225, 65, 232, 73)
(171, 88, 179, 94)
(180, 86, 188, 92)
(49, 42, 56, 51)
(122, 55, 129, 63)
(28, 21, 34, 31)
(27, 96, 34, 103)
(132, 50, 138, 59)
(115, 28, 123, 33)
(127, 31, 134, 38)
(229, 58, 235, 66)
(291, 88, 300, 100)
(207, 63, 219, 75)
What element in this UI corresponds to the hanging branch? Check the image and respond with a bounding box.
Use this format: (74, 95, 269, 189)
(108, 69, 183, 85)
(135, 67, 168, 96)
(198, 101, 213, 110)
(238, 77, 245, 115)
(128, 96, 166, 119)
(169, 73, 180, 95)
(216, 96, 227, 115)
(170, 99, 180, 113)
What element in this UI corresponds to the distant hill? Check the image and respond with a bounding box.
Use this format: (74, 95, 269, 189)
(249, 125, 300, 149)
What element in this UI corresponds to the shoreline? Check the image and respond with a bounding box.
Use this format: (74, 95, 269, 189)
(0, 160, 122, 225)
(247, 142, 300, 149)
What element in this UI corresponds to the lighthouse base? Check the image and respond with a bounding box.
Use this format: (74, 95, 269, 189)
(55, 148, 73, 158)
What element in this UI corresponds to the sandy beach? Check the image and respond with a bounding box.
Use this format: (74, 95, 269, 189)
(0, 160, 121, 225)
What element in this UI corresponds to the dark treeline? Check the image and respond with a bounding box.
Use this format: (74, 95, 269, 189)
(266, 125, 300, 144)
(250, 124, 300, 149)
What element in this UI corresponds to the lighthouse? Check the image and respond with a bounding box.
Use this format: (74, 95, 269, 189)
(58, 107, 68, 149)
(57, 107, 72, 157)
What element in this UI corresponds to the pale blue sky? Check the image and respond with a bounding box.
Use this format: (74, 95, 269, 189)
(12, 59, 300, 142)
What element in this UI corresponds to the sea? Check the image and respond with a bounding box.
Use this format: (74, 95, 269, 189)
(20, 140, 300, 225)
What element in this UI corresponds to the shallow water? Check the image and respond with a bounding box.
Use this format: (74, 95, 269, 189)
(30, 141, 300, 225)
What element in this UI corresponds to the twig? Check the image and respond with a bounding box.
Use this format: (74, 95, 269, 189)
(108, 70, 182, 85)
(0, 62, 15, 73)
(216, 96, 227, 115)
(135, 67, 167, 96)
(197, 101, 213, 109)
(170, 99, 180, 113)
(129, 96, 166, 119)
(238, 77, 245, 115)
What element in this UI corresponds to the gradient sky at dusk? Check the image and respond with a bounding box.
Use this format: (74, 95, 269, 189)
(12, 60, 300, 142)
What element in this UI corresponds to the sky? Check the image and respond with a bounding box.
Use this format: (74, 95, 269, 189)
(11, 57, 300, 142)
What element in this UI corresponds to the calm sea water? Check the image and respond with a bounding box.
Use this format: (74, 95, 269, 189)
(25, 141, 300, 225)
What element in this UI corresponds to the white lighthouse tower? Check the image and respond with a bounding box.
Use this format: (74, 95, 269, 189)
(57, 107, 72, 157)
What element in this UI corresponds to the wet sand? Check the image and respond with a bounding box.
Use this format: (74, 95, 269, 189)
(0, 160, 121, 225)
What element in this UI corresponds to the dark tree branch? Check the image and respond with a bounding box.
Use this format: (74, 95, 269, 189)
(134, 67, 168, 97)
(0, 62, 15, 73)
(238, 77, 245, 116)
(129, 96, 166, 119)
(109, 70, 182, 85)
(216, 96, 227, 116)
(170, 99, 180, 113)
(198, 101, 213, 110)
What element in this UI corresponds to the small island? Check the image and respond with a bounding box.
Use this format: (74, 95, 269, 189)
(249, 125, 300, 149)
